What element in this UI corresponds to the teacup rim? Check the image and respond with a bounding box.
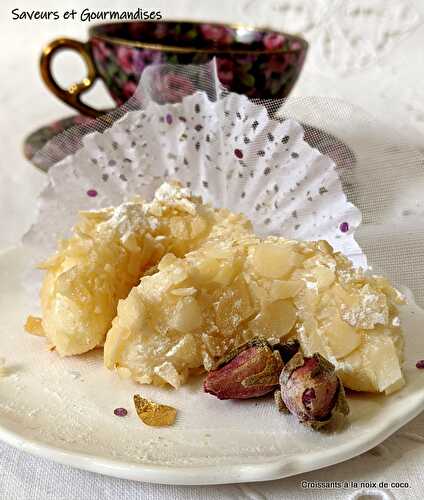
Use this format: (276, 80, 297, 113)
(88, 20, 308, 55)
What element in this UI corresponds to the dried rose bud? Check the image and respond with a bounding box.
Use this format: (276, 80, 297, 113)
(274, 388, 289, 414)
(204, 338, 283, 400)
(279, 352, 349, 429)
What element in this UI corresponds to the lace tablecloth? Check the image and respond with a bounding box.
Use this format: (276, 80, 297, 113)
(1, 0, 424, 498)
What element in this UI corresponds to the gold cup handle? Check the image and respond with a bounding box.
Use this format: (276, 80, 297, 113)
(40, 38, 103, 118)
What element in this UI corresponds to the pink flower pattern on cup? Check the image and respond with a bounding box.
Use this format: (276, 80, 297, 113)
(200, 24, 234, 45)
(92, 40, 111, 63)
(122, 81, 138, 99)
(153, 72, 196, 104)
(216, 59, 235, 86)
(116, 47, 136, 73)
(263, 33, 286, 50)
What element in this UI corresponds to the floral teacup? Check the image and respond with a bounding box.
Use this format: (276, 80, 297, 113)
(40, 21, 308, 118)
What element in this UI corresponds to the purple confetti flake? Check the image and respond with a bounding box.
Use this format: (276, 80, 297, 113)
(234, 148, 243, 159)
(114, 407, 128, 417)
(86, 189, 98, 198)
(416, 360, 424, 369)
(166, 113, 173, 125)
(339, 221, 349, 233)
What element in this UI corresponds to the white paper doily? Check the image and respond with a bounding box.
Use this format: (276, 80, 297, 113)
(24, 90, 364, 274)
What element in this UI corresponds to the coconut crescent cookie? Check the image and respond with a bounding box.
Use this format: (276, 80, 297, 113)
(29, 182, 252, 356)
(104, 233, 405, 394)
(28, 180, 406, 396)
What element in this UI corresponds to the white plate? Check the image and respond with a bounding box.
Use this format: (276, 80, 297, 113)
(0, 245, 423, 485)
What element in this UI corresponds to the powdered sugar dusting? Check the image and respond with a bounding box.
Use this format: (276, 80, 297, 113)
(144, 182, 198, 217)
(92, 182, 197, 245)
(340, 284, 388, 329)
(99, 201, 146, 243)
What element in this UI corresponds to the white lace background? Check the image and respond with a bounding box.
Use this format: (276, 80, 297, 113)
(2, 0, 424, 498)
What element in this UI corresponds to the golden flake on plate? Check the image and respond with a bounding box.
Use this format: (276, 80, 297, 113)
(133, 395, 177, 427)
(24, 316, 45, 337)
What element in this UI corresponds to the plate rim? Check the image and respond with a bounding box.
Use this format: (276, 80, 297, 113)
(0, 392, 423, 485)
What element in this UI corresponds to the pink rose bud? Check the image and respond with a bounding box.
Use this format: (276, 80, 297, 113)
(204, 338, 284, 400)
(278, 352, 349, 429)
